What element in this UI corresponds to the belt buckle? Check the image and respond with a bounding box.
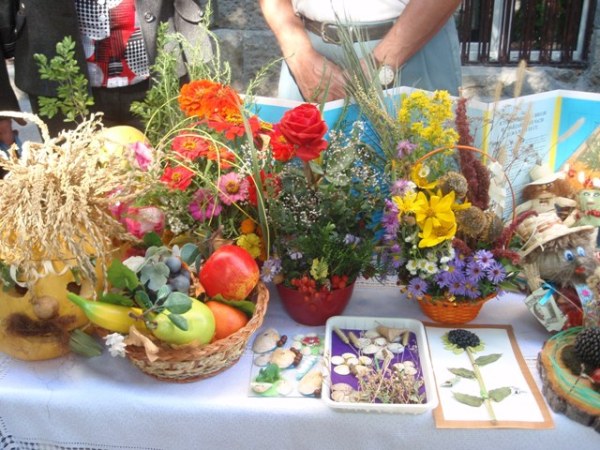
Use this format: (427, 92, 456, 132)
(320, 22, 340, 44)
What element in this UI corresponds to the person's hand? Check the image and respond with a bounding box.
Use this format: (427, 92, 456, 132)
(288, 50, 346, 102)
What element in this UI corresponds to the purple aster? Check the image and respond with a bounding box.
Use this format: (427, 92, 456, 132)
(188, 188, 222, 221)
(462, 282, 481, 299)
(446, 255, 465, 274)
(343, 234, 361, 245)
(381, 209, 400, 237)
(408, 277, 429, 298)
(390, 179, 414, 197)
(447, 271, 467, 296)
(485, 260, 506, 284)
(396, 140, 417, 159)
(473, 249, 495, 269)
(465, 259, 485, 282)
(217, 172, 249, 205)
(435, 270, 453, 289)
(260, 257, 282, 283)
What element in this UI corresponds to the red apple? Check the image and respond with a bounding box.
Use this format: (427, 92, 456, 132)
(199, 245, 259, 301)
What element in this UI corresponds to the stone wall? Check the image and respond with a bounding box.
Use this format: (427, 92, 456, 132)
(211, 0, 600, 101)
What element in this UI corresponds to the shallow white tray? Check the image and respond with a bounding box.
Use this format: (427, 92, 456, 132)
(322, 316, 438, 414)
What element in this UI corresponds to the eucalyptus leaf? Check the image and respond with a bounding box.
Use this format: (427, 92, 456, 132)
(489, 387, 512, 403)
(453, 392, 484, 407)
(164, 292, 192, 314)
(475, 353, 502, 366)
(99, 292, 135, 307)
(134, 290, 153, 310)
(180, 243, 200, 266)
(168, 313, 188, 331)
(156, 284, 172, 301)
(140, 262, 169, 291)
(122, 256, 146, 273)
(308, 160, 324, 175)
(107, 259, 140, 291)
(448, 367, 476, 379)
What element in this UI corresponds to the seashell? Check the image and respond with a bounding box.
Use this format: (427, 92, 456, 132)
(251, 382, 273, 394)
(331, 382, 354, 393)
(392, 362, 405, 372)
(345, 357, 360, 367)
(361, 344, 382, 355)
(253, 353, 271, 367)
(330, 355, 346, 366)
(386, 343, 405, 353)
(276, 379, 293, 396)
(352, 364, 370, 377)
(403, 360, 415, 368)
(364, 330, 380, 339)
(358, 355, 373, 366)
(293, 334, 304, 342)
(373, 337, 388, 346)
(355, 337, 372, 349)
(341, 352, 356, 360)
(333, 364, 351, 375)
(403, 366, 418, 376)
(252, 328, 280, 354)
(298, 370, 323, 396)
(331, 389, 356, 402)
(270, 348, 296, 369)
(291, 340, 303, 350)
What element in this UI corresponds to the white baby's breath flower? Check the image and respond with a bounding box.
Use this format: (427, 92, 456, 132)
(416, 259, 428, 270)
(103, 333, 127, 358)
(406, 259, 418, 275)
(424, 261, 438, 274)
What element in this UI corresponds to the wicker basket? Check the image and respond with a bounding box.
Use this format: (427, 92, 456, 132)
(417, 294, 494, 324)
(125, 282, 269, 382)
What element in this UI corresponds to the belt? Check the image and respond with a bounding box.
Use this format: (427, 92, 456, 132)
(301, 16, 395, 45)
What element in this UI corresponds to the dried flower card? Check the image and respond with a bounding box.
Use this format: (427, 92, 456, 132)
(425, 324, 553, 428)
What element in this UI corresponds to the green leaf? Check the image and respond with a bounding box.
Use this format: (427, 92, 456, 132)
(156, 284, 172, 301)
(107, 259, 140, 291)
(168, 313, 188, 331)
(143, 232, 163, 248)
(180, 243, 200, 266)
(489, 387, 512, 403)
(210, 297, 255, 318)
(134, 290, 153, 310)
(255, 363, 281, 383)
(164, 292, 192, 314)
(99, 292, 135, 307)
(475, 353, 502, 366)
(453, 392, 484, 407)
(140, 262, 169, 291)
(448, 367, 476, 379)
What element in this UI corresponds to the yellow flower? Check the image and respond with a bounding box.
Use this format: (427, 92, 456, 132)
(413, 190, 457, 248)
(310, 258, 328, 281)
(236, 233, 261, 258)
(410, 163, 437, 190)
(392, 191, 419, 215)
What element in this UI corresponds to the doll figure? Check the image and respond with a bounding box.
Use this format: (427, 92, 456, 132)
(573, 184, 600, 247)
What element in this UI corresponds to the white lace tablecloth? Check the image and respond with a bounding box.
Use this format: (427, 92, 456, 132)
(1, 284, 598, 450)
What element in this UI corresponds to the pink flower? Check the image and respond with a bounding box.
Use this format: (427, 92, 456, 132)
(131, 141, 153, 171)
(217, 172, 249, 205)
(122, 206, 165, 239)
(188, 188, 223, 222)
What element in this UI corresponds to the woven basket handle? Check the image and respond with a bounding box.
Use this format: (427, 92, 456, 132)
(0, 110, 51, 144)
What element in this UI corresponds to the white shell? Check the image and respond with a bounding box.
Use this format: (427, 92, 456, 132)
(364, 330, 380, 339)
(358, 355, 373, 366)
(331, 382, 354, 393)
(276, 379, 293, 396)
(252, 328, 280, 354)
(298, 370, 323, 396)
(251, 382, 273, 394)
(356, 337, 372, 348)
(291, 340, 303, 350)
(373, 337, 388, 346)
(361, 344, 382, 355)
(403, 360, 415, 368)
(386, 343, 405, 353)
(253, 353, 271, 367)
(270, 348, 296, 369)
(403, 366, 418, 376)
(330, 355, 346, 366)
(333, 364, 351, 375)
(352, 364, 370, 377)
(341, 352, 356, 360)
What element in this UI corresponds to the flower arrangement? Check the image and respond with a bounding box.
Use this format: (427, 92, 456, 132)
(257, 104, 385, 294)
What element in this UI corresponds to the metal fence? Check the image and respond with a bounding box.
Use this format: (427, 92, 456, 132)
(457, 0, 597, 66)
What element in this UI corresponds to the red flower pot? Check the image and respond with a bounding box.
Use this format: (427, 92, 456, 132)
(276, 283, 355, 326)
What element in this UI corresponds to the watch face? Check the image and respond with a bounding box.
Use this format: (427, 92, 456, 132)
(378, 65, 395, 87)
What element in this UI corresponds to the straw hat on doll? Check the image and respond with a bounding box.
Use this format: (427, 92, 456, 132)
(526, 163, 564, 186)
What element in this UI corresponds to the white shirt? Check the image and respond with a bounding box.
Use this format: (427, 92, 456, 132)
(292, 0, 408, 23)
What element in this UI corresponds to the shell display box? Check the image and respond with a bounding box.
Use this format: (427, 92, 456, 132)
(322, 316, 438, 414)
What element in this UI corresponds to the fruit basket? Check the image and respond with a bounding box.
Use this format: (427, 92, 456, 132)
(322, 316, 438, 414)
(125, 281, 269, 382)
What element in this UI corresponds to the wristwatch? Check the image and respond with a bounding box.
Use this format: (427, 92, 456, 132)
(377, 64, 395, 88)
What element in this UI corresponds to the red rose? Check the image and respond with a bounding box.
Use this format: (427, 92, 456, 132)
(278, 104, 328, 162)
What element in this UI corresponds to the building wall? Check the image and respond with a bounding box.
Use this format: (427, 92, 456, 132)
(211, 0, 600, 101)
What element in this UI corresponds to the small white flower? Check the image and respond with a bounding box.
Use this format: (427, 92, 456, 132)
(440, 255, 451, 264)
(103, 333, 127, 358)
(406, 260, 418, 274)
(416, 259, 428, 270)
(289, 251, 303, 260)
(424, 261, 438, 274)
(418, 164, 431, 178)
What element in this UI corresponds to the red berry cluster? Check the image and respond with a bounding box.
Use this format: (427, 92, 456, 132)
(291, 276, 332, 303)
(331, 274, 349, 290)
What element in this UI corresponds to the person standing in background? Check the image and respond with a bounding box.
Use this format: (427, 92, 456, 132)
(259, 0, 462, 102)
(12, 0, 213, 135)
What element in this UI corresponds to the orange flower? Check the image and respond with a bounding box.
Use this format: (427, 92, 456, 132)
(202, 143, 236, 169)
(207, 115, 261, 141)
(172, 132, 210, 160)
(240, 218, 257, 234)
(160, 165, 195, 191)
(178, 79, 241, 120)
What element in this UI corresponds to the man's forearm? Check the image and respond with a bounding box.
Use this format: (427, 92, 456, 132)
(373, 0, 461, 68)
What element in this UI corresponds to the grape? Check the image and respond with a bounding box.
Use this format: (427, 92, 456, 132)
(164, 256, 182, 274)
(170, 274, 191, 293)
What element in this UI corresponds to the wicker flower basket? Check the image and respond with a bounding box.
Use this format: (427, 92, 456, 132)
(124, 282, 269, 382)
(417, 294, 495, 324)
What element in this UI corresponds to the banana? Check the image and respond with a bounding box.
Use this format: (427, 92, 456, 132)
(67, 293, 146, 334)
